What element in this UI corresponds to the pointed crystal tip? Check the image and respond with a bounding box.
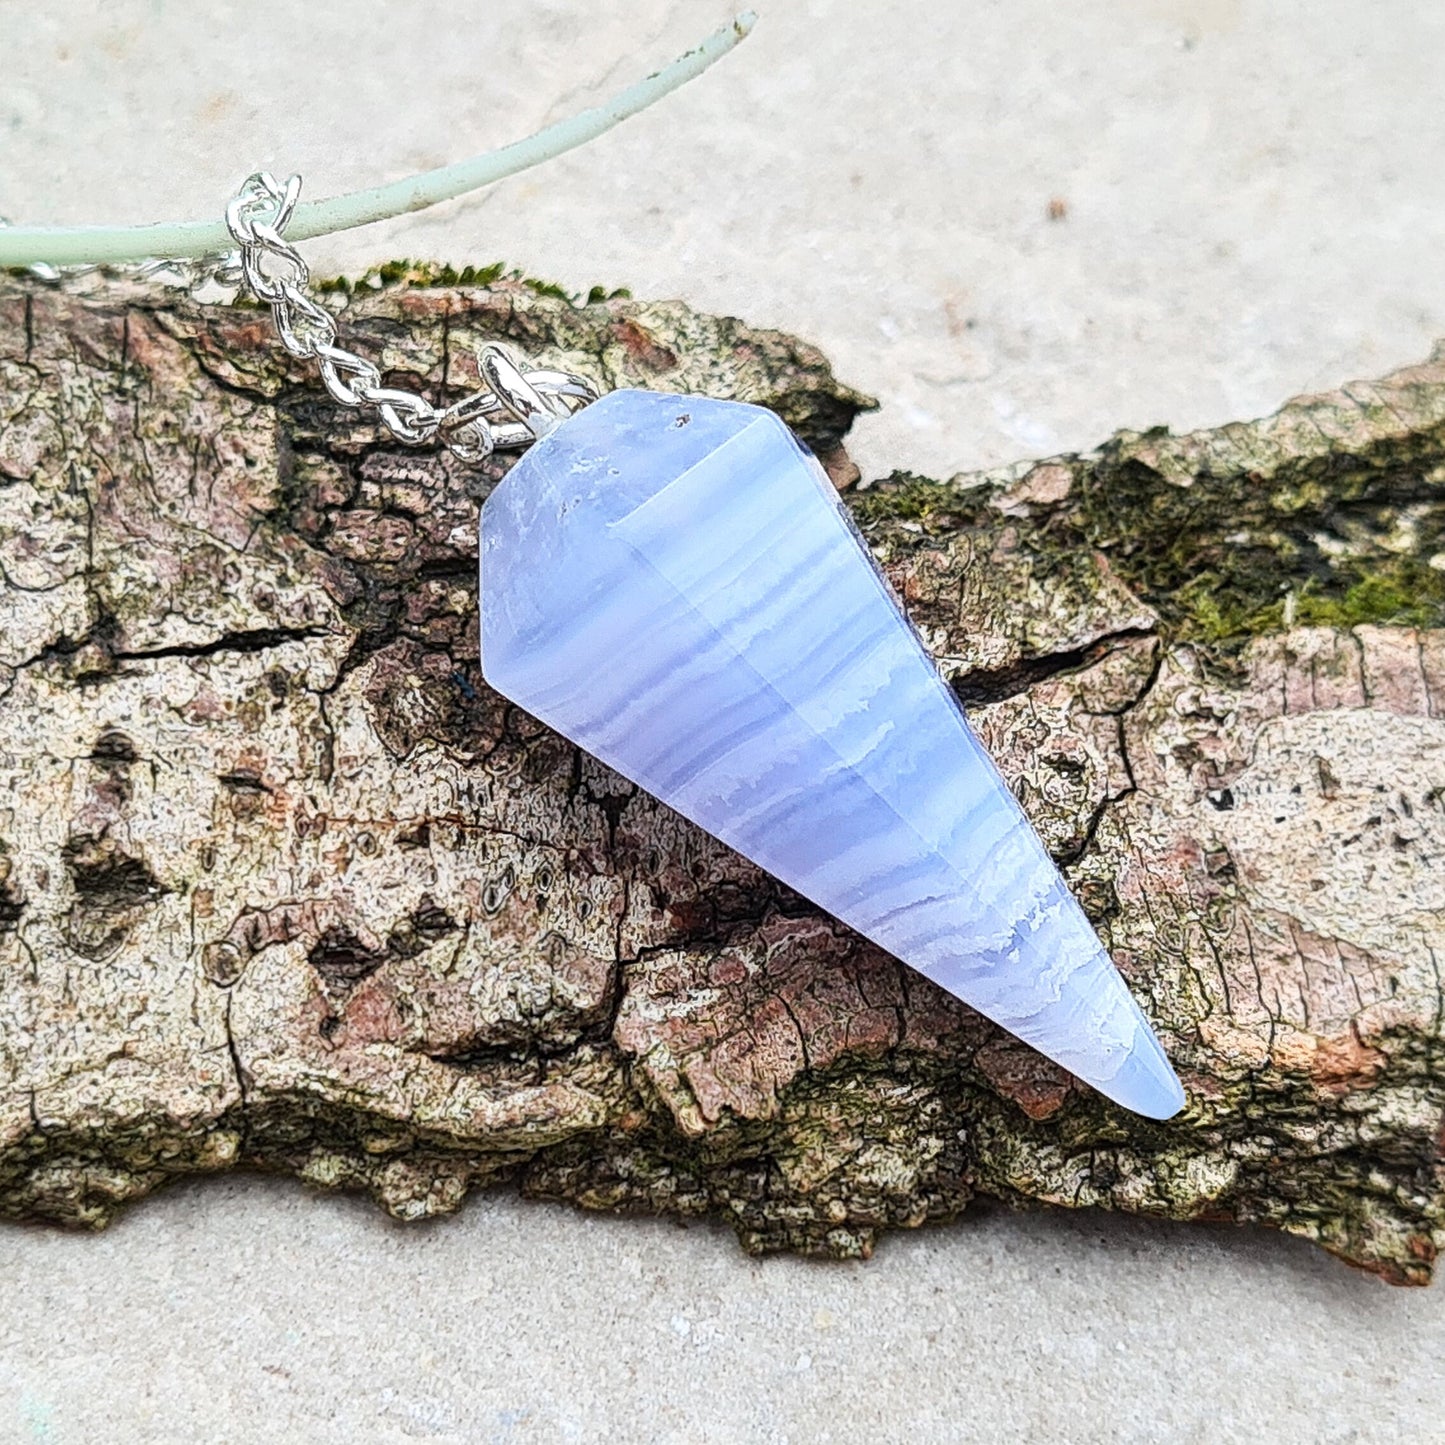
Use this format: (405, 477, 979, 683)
(1093, 1025, 1186, 1120)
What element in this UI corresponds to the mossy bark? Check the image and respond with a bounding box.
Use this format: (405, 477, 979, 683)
(0, 273, 1442, 1282)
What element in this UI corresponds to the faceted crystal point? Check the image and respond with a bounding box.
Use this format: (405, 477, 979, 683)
(480, 389, 1185, 1120)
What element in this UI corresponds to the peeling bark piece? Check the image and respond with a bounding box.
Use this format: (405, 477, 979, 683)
(0, 275, 1443, 1282)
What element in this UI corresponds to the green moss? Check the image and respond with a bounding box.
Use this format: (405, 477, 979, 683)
(519, 276, 573, 303)
(520, 276, 631, 305)
(314, 260, 510, 292)
(1072, 444, 1445, 650)
(313, 262, 630, 307)
(1293, 562, 1445, 629)
(849, 473, 992, 532)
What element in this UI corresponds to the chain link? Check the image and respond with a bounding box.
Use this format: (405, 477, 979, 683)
(225, 172, 599, 461)
(6, 172, 600, 461)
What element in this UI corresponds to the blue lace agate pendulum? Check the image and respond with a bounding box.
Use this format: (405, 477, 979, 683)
(218, 174, 1181, 1119)
(480, 387, 1186, 1120)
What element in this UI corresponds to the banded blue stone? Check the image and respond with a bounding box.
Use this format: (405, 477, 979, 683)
(480, 389, 1185, 1119)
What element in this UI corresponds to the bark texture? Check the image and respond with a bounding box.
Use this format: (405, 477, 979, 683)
(1, 271, 1442, 1282)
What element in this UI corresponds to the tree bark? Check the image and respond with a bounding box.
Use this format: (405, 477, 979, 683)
(1, 271, 1442, 1283)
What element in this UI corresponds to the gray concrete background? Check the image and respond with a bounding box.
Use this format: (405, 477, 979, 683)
(3, 1, 1445, 1440)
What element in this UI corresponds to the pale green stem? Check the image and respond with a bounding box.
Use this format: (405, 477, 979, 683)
(0, 13, 756, 269)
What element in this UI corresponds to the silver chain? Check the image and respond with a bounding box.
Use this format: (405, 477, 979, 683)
(224, 172, 598, 461)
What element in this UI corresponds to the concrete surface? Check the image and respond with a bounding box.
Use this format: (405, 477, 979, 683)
(4, 1, 1445, 1440)
(1, 1180, 1441, 1443)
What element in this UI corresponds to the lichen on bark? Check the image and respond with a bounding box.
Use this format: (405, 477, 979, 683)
(0, 271, 1442, 1282)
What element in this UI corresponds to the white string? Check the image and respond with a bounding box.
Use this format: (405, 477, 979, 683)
(0, 14, 756, 269)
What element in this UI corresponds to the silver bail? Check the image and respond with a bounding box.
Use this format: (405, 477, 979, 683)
(478, 344, 570, 441)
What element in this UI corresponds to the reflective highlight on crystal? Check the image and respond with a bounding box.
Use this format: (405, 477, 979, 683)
(480, 390, 1185, 1118)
